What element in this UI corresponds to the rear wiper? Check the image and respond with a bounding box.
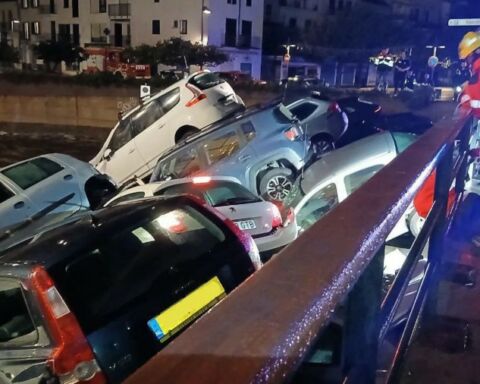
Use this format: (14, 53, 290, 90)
(0, 193, 76, 242)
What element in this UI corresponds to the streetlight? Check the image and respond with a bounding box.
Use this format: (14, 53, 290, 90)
(281, 43, 296, 101)
(201, 0, 212, 46)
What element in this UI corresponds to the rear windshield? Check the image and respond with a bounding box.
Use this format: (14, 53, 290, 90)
(156, 181, 261, 207)
(274, 104, 295, 124)
(49, 204, 253, 333)
(2, 157, 63, 190)
(188, 72, 225, 90)
(0, 279, 36, 347)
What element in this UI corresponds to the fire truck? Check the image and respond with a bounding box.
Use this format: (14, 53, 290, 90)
(84, 47, 151, 79)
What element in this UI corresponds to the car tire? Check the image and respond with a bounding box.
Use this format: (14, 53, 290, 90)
(311, 135, 335, 158)
(259, 168, 294, 202)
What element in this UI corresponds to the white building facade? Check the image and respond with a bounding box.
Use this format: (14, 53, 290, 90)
(0, 0, 264, 79)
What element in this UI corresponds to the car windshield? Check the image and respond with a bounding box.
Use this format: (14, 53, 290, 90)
(155, 180, 261, 207)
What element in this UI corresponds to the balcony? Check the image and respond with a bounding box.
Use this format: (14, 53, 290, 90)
(223, 34, 261, 49)
(109, 34, 131, 47)
(108, 4, 131, 18)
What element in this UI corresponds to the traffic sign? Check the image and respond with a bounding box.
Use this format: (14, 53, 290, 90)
(140, 84, 151, 99)
(428, 56, 439, 68)
(448, 18, 480, 27)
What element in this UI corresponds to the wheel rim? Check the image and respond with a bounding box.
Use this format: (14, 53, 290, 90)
(314, 140, 333, 155)
(265, 175, 293, 201)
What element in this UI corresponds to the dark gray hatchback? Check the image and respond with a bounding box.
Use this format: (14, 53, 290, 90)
(0, 196, 260, 384)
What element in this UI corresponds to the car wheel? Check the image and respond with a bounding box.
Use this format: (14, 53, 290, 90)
(311, 135, 335, 158)
(259, 168, 294, 202)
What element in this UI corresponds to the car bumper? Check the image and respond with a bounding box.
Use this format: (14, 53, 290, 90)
(253, 221, 298, 254)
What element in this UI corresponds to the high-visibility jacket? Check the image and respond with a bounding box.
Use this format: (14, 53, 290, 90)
(458, 58, 480, 118)
(414, 171, 456, 219)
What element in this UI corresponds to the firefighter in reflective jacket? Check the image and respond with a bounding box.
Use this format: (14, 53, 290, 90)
(457, 32, 480, 118)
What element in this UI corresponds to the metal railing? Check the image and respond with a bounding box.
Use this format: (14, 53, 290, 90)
(125, 112, 475, 384)
(223, 34, 262, 49)
(108, 3, 130, 18)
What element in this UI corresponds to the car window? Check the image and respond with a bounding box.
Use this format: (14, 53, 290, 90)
(2, 157, 63, 190)
(290, 102, 318, 121)
(391, 132, 418, 154)
(202, 130, 242, 165)
(109, 118, 133, 152)
(0, 182, 14, 204)
(188, 72, 225, 90)
(132, 88, 181, 136)
(108, 191, 146, 206)
(156, 181, 261, 207)
(241, 122, 256, 142)
(49, 204, 242, 334)
(151, 147, 202, 181)
(344, 165, 384, 195)
(0, 278, 36, 348)
(297, 183, 339, 232)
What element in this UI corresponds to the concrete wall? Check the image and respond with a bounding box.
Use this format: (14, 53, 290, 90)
(0, 94, 137, 128)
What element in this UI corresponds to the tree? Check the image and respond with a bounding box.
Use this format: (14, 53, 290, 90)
(123, 38, 228, 73)
(0, 42, 19, 67)
(35, 40, 87, 72)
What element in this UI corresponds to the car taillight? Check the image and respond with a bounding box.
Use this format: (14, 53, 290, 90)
(284, 126, 301, 141)
(224, 218, 262, 271)
(30, 267, 106, 384)
(328, 102, 341, 114)
(283, 207, 295, 227)
(271, 204, 283, 229)
(192, 176, 212, 184)
(186, 93, 207, 107)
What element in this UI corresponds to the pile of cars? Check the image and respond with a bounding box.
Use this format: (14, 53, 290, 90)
(0, 70, 431, 384)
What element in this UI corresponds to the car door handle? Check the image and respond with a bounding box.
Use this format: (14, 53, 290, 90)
(63, 174, 73, 180)
(14, 201, 25, 209)
(239, 154, 251, 162)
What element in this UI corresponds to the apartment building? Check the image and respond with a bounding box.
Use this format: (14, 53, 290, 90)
(264, 0, 451, 36)
(0, 0, 264, 78)
(130, 0, 264, 78)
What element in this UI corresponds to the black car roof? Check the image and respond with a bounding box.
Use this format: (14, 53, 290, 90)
(0, 196, 198, 268)
(159, 97, 284, 158)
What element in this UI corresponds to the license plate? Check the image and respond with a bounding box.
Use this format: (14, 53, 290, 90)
(235, 219, 256, 230)
(147, 277, 226, 343)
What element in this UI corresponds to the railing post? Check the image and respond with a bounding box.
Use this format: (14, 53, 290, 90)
(342, 246, 385, 383)
(425, 143, 454, 320)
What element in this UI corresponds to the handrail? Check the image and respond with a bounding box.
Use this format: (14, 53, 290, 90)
(125, 115, 472, 384)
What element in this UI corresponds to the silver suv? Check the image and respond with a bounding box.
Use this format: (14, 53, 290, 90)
(150, 101, 310, 202)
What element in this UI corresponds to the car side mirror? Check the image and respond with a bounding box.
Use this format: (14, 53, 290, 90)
(103, 148, 113, 161)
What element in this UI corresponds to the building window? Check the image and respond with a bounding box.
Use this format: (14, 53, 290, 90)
(31, 21, 40, 34)
(288, 18, 296, 28)
(152, 20, 160, 34)
(91, 23, 107, 42)
(155, 0, 160, 2)
(23, 22, 30, 39)
(279, 0, 286, 6)
(329, 0, 335, 14)
(99, 0, 106, 12)
(338, 0, 343, 10)
(180, 19, 187, 34)
(173, 20, 178, 28)
(50, 20, 56, 41)
(64, 0, 69, 8)
(246, 0, 251, 6)
(227, 0, 237, 4)
(30, 0, 39, 7)
(265, 4, 272, 16)
(305, 19, 311, 31)
(21, 0, 28, 8)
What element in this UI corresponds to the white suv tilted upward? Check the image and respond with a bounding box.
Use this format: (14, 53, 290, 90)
(91, 71, 244, 185)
